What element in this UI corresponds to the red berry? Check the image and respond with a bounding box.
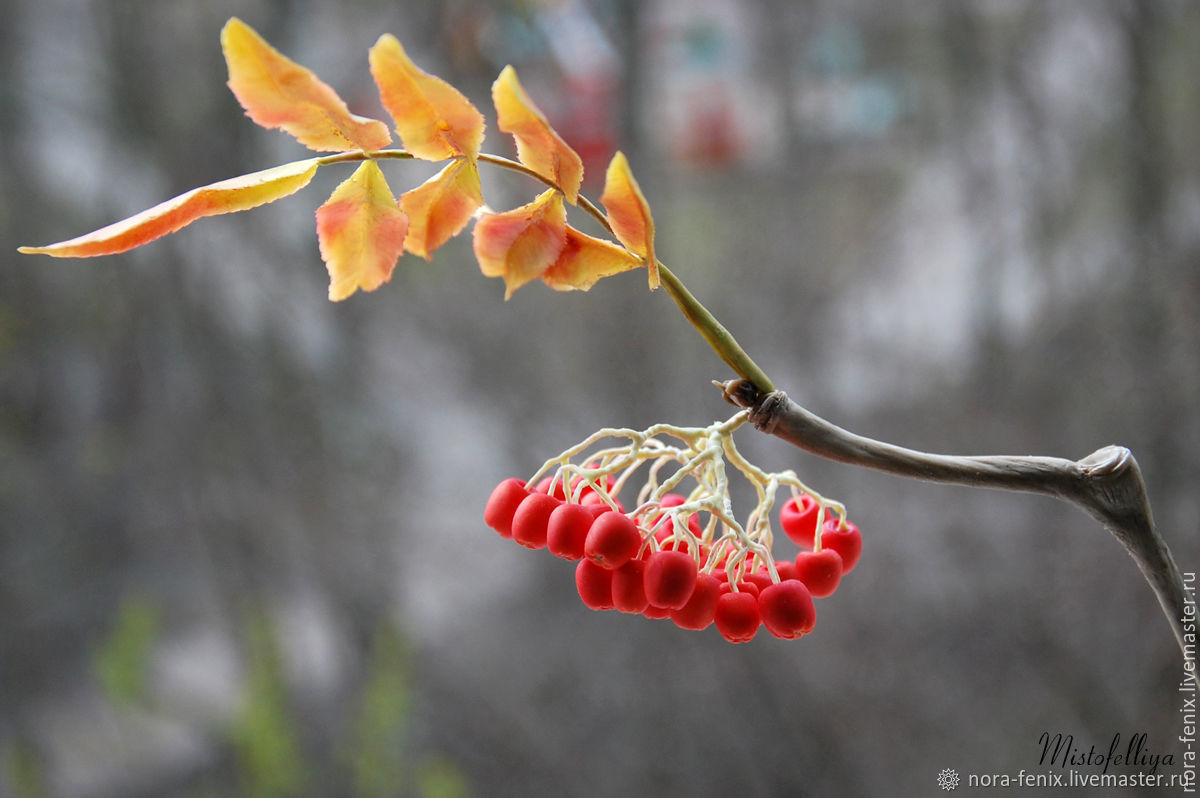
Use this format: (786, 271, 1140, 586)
(710, 576, 748, 595)
(794, 549, 843, 597)
(779, 494, 820, 548)
(644, 550, 698, 609)
(737, 581, 762, 598)
(581, 491, 624, 512)
(584, 511, 641, 570)
(661, 493, 687, 507)
(653, 513, 702, 542)
(658, 537, 708, 564)
(534, 476, 568, 500)
(759, 581, 816, 639)
(575, 560, 615, 610)
(510, 492, 559, 549)
(645, 493, 686, 522)
(572, 474, 615, 502)
(743, 570, 773, 592)
(484, 478, 529, 538)
(671, 573, 721, 630)
(774, 560, 799, 582)
(718, 579, 761, 598)
(586, 503, 611, 518)
(642, 602, 673, 619)
(819, 518, 862, 573)
(612, 559, 649, 614)
(715, 592, 761, 643)
(546, 503, 594, 560)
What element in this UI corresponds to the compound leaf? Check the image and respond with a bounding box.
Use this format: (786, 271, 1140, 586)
(400, 158, 484, 260)
(222, 17, 391, 153)
(473, 188, 566, 299)
(316, 160, 408, 301)
(19, 158, 321, 258)
(600, 151, 658, 290)
(492, 66, 583, 204)
(369, 34, 485, 162)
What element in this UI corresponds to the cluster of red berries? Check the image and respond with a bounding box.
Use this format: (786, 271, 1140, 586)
(484, 475, 862, 643)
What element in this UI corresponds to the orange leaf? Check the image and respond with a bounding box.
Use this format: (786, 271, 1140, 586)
(600, 151, 658, 290)
(473, 188, 566, 299)
(222, 17, 391, 152)
(542, 226, 642, 292)
(369, 34, 485, 162)
(316, 160, 408, 301)
(19, 158, 320, 258)
(400, 158, 484, 259)
(492, 66, 583, 204)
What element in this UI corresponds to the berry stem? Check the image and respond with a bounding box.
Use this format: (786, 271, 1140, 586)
(529, 415, 817, 585)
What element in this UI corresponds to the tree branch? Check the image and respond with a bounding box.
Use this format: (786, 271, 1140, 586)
(721, 379, 1196, 688)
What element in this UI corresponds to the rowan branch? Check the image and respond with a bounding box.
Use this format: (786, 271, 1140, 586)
(720, 379, 1197, 688)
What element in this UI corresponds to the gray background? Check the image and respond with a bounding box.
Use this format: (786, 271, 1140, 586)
(2, 1, 1197, 796)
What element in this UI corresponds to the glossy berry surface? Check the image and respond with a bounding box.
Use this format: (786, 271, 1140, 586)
(714, 591, 761, 643)
(774, 560, 799, 583)
(819, 518, 862, 573)
(575, 559, 615, 611)
(642, 601, 674, 619)
(644, 550, 698, 610)
(794, 549, 843, 598)
(484, 478, 529, 539)
(779, 494, 820, 548)
(670, 573, 721, 630)
(584, 511, 642, 570)
(510, 492, 559, 550)
(759, 581, 816, 640)
(546, 503, 595, 561)
(612, 559, 650, 614)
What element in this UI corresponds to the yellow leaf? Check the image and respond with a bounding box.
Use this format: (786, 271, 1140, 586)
(472, 188, 566, 299)
(19, 159, 321, 258)
(222, 17, 391, 153)
(369, 34, 485, 162)
(542, 226, 642, 292)
(492, 66, 583, 204)
(599, 151, 658, 290)
(316, 161, 408, 301)
(400, 158, 484, 259)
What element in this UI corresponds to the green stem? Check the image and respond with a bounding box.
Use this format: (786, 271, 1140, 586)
(350, 149, 776, 393)
(571, 194, 774, 391)
(654, 264, 775, 393)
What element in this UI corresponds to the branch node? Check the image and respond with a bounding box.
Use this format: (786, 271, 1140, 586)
(716, 378, 767, 410)
(747, 390, 787, 435)
(1078, 444, 1133, 477)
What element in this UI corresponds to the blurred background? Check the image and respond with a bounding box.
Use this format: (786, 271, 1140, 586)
(2, 0, 1197, 796)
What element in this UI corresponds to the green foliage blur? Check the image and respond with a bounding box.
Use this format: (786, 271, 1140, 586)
(231, 612, 309, 798)
(94, 594, 160, 706)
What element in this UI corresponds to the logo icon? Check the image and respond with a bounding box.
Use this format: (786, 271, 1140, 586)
(937, 768, 960, 791)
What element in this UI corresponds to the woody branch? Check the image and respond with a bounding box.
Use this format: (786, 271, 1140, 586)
(719, 378, 1197, 688)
